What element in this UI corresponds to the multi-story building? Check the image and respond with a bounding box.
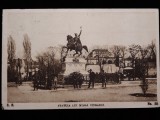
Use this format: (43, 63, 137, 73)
(86, 49, 122, 73)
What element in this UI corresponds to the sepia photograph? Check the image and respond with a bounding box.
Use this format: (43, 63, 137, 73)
(2, 9, 159, 109)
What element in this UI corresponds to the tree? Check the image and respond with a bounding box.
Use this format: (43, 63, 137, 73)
(8, 35, 16, 63)
(128, 44, 141, 80)
(60, 45, 68, 62)
(119, 46, 127, 61)
(23, 34, 31, 80)
(128, 44, 141, 59)
(36, 47, 61, 82)
(110, 45, 121, 57)
(110, 45, 121, 66)
(139, 46, 149, 95)
(147, 40, 156, 62)
(139, 46, 149, 59)
(119, 46, 127, 67)
(128, 44, 141, 67)
(7, 35, 16, 81)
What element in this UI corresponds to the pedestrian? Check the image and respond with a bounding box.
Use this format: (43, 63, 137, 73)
(73, 72, 78, 89)
(15, 71, 18, 85)
(115, 72, 119, 84)
(33, 73, 38, 91)
(100, 70, 106, 88)
(33, 70, 39, 91)
(53, 75, 58, 90)
(78, 74, 84, 88)
(105, 72, 109, 84)
(95, 72, 99, 83)
(104, 72, 108, 87)
(47, 74, 52, 90)
(17, 72, 22, 85)
(38, 70, 42, 87)
(88, 69, 95, 88)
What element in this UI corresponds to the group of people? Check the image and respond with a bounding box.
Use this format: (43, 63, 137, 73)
(88, 69, 120, 89)
(32, 71, 58, 91)
(32, 68, 120, 91)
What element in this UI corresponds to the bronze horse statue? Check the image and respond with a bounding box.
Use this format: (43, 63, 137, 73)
(63, 35, 88, 57)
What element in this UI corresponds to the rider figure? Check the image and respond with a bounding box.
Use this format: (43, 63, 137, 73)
(74, 27, 82, 47)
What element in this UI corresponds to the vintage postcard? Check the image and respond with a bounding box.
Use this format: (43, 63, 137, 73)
(2, 9, 159, 109)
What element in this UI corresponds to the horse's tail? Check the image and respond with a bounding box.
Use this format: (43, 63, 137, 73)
(82, 45, 88, 52)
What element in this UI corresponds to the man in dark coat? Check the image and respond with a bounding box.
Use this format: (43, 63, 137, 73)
(88, 69, 95, 88)
(73, 72, 78, 89)
(33, 73, 37, 91)
(100, 70, 106, 88)
(33, 70, 40, 91)
(78, 74, 84, 88)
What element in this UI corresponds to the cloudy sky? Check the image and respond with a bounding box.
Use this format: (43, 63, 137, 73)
(3, 9, 158, 59)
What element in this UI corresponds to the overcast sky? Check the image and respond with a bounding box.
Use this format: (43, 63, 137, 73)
(3, 9, 158, 59)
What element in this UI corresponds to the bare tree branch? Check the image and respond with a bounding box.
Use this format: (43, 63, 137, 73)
(128, 44, 141, 58)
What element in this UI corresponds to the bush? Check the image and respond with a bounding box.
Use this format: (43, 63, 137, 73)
(64, 72, 84, 85)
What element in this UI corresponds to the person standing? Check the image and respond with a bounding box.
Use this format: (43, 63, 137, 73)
(36, 71, 39, 90)
(47, 73, 52, 90)
(88, 69, 95, 88)
(33, 72, 38, 91)
(15, 71, 18, 85)
(53, 75, 58, 90)
(100, 70, 106, 88)
(78, 74, 84, 88)
(105, 72, 109, 86)
(73, 72, 78, 89)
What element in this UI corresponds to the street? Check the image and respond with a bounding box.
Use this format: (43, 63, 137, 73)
(7, 80, 157, 103)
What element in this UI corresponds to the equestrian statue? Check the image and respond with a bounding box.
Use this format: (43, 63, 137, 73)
(62, 27, 88, 57)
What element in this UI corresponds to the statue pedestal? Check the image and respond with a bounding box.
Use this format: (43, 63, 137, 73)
(58, 56, 89, 84)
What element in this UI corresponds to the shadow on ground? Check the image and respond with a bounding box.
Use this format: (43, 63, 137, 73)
(130, 93, 157, 97)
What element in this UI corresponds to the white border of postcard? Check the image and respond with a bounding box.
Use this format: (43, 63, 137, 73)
(2, 9, 160, 109)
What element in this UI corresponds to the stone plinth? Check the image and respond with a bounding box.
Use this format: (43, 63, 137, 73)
(62, 56, 88, 76)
